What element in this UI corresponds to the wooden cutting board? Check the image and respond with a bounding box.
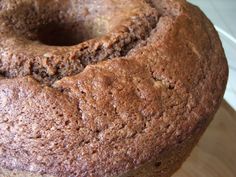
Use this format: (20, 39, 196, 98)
(173, 100, 236, 177)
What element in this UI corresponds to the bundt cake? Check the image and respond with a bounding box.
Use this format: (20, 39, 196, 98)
(0, 0, 228, 177)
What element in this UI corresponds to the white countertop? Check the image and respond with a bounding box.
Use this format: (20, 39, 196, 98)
(189, 0, 236, 110)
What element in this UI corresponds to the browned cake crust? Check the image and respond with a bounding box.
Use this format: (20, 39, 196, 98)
(0, 0, 228, 177)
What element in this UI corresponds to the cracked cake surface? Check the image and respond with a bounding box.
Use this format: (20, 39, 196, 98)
(0, 0, 228, 177)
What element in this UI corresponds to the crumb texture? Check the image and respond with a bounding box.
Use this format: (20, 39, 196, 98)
(0, 0, 228, 177)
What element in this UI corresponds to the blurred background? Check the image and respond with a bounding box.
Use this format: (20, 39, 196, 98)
(173, 1, 236, 177)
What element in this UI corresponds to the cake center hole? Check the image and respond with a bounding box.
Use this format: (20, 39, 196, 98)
(37, 22, 90, 46)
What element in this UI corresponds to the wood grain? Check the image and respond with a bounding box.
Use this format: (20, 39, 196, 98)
(173, 100, 236, 177)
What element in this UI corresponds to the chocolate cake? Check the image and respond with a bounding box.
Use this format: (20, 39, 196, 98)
(0, 0, 228, 177)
